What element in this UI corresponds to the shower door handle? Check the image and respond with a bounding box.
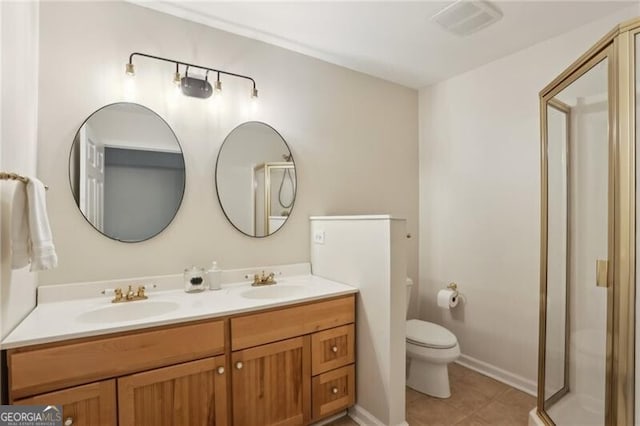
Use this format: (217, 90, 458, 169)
(596, 259, 608, 288)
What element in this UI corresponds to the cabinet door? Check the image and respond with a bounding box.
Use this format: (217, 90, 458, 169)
(232, 336, 310, 426)
(14, 380, 116, 426)
(118, 356, 227, 426)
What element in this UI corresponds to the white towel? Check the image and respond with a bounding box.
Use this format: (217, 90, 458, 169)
(26, 177, 57, 271)
(10, 183, 30, 269)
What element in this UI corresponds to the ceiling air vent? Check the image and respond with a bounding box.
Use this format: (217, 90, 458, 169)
(431, 0, 503, 36)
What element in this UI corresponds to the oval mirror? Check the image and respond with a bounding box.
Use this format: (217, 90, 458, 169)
(69, 103, 185, 242)
(216, 122, 296, 237)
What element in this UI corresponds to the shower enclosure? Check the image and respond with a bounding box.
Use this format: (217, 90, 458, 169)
(537, 18, 639, 425)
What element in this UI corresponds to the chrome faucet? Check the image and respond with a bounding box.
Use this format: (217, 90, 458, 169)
(252, 271, 277, 286)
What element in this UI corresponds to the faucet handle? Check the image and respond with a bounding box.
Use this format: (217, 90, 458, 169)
(101, 288, 123, 303)
(136, 284, 156, 298)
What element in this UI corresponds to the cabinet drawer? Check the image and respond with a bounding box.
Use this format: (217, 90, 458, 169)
(312, 364, 355, 421)
(312, 324, 355, 375)
(231, 295, 354, 350)
(9, 320, 225, 400)
(14, 380, 117, 426)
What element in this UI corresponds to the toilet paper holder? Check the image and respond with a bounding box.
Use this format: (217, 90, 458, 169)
(447, 282, 459, 297)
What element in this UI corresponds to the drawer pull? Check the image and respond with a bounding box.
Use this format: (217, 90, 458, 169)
(331, 345, 338, 353)
(331, 387, 339, 395)
(236, 361, 244, 370)
(217, 366, 225, 375)
(64, 418, 74, 426)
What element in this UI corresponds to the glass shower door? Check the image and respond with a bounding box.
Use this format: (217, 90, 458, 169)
(540, 49, 612, 425)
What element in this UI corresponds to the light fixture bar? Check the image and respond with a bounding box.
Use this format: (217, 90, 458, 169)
(126, 52, 257, 96)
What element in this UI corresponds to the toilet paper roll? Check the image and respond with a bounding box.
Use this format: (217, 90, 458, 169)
(437, 289, 459, 309)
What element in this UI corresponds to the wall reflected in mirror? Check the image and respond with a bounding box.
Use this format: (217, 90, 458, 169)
(69, 103, 185, 242)
(216, 121, 296, 237)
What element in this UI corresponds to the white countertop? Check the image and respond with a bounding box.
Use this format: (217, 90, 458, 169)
(1, 274, 357, 349)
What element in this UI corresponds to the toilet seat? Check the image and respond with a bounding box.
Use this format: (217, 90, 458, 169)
(406, 319, 457, 349)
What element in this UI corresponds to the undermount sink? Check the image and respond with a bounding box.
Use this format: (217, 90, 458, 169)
(241, 285, 308, 300)
(77, 301, 179, 323)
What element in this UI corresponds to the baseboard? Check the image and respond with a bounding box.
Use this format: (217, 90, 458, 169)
(311, 411, 348, 425)
(528, 408, 545, 426)
(348, 405, 408, 426)
(456, 353, 537, 396)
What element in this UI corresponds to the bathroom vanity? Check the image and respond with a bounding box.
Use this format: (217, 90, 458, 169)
(2, 273, 356, 426)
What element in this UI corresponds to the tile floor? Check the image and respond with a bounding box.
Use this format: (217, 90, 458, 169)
(327, 363, 536, 426)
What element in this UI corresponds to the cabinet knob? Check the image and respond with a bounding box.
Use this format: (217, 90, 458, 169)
(236, 361, 243, 370)
(64, 418, 74, 426)
(331, 345, 338, 353)
(217, 366, 225, 375)
(331, 387, 339, 395)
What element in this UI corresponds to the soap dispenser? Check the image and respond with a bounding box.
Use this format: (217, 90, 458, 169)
(207, 261, 222, 291)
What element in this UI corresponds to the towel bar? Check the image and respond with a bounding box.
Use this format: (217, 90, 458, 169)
(0, 172, 49, 190)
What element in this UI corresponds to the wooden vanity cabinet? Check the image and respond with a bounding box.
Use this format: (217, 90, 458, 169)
(7, 294, 356, 426)
(14, 380, 117, 426)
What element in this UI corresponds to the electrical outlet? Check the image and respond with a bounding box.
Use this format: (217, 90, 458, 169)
(313, 230, 325, 244)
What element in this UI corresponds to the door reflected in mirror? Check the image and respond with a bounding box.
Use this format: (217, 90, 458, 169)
(216, 122, 296, 237)
(69, 103, 185, 242)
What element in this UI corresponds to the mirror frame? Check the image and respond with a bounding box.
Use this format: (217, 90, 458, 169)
(215, 121, 296, 238)
(68, 102, 186, 243)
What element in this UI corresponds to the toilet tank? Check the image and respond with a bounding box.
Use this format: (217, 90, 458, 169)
(406, 277, 413, 315)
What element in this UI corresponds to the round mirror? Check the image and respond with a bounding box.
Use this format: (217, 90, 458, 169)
(69, 103, 185, 242)
(216, 122, 296, 237)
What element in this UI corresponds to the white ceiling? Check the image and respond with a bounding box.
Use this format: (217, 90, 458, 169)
(134, 1, 636, 88)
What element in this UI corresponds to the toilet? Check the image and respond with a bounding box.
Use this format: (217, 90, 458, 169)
(405, 278, 460, 398)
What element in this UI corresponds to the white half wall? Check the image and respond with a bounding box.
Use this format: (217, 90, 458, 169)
(0, 1, 39, 340)
(35, 1, 419, 288)
(310, 216, 407, 426)
(418, 6, 640, 388)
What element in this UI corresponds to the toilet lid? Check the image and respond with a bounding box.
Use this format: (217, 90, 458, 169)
(406, 319, 457, 349)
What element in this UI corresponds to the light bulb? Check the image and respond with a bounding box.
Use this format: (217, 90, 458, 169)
(251, 87, 259, 99)
(173, 72, 181, 86)
(215, 79, 222, 93)
(125, 63, 135, 76)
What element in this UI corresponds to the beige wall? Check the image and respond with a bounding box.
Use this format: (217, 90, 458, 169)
(0, 1, 39, 339)
(36, 1, 419, 286)
(418, 6, 639, 391)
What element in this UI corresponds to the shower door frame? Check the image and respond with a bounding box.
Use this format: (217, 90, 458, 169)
(542, 98, 571, 409)
(253, 161, 295, 235)
(537, 17, 639, 426)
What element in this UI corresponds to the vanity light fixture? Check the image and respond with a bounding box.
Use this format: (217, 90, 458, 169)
(125, 52, 258, 100)
(181, 66, 214, 99)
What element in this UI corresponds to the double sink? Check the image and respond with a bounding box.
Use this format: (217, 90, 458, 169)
(77, 284, 311, 324)
(1, 274, 358, 350)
